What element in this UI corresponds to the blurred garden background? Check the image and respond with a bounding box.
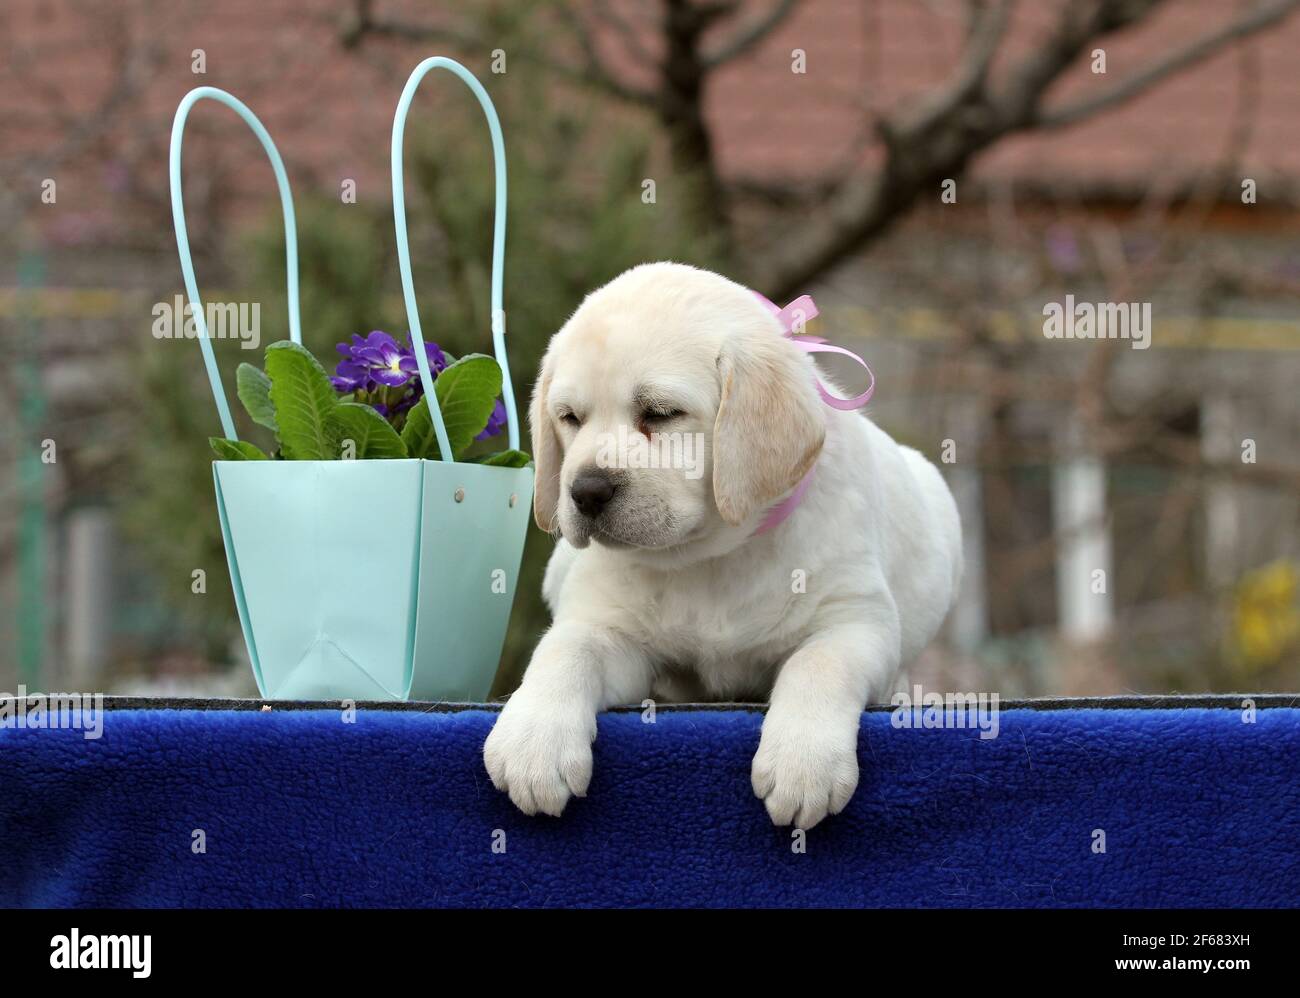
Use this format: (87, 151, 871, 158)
(1, 0, 1298, 699)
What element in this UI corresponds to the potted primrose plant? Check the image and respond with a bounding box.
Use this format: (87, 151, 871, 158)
(169, 58, 534, 701)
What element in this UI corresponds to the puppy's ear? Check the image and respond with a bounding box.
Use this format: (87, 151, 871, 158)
(712, 331, 825, 526)
(530, 358, 562, 532)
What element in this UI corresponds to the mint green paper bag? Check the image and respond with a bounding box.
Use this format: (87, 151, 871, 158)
(171, 59, 534, 701)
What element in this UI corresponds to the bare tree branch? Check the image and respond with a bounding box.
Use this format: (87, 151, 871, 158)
(589, 0, 660, 70)
(704, 0, 799, 67)
(893, 0, 1011, 130)
(552, 1, 659, 105)
(340, 0, 483, 52)
(339, 0, 802, 243)
(0, 1, 160, 230)
(340, 0, 658, 106)
(756, 0, 1300, 298)
(1037, 0, 1299, 129)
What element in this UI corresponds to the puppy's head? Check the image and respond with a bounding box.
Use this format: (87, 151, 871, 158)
(531, 263, 824, 558)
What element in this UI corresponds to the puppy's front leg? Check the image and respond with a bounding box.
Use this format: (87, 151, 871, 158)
(752, 607, 901, 829)
(484, 620, 651, 816)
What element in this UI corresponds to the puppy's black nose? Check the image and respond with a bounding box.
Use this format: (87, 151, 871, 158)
(571, 471, 617, 517)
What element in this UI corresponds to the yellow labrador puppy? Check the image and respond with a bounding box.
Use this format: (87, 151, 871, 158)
(484, 262, 962, 828)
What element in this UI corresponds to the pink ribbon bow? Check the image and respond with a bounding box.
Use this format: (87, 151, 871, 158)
(754, 292, 876, 409)
(750, 292, 875, 535)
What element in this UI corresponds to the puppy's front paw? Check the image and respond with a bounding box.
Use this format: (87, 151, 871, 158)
(751, 711, 860, 829)
(483, 694, 596, 817)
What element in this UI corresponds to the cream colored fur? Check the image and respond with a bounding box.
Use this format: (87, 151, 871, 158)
(485, 263, 962, 828)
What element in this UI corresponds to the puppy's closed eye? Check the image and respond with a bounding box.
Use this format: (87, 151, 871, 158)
(634, 384, 687, 428)
(636, 407, 686, 438)
(640, 407, 685, 424)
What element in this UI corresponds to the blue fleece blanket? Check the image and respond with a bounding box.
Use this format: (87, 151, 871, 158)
(1, 700, 1297, 907)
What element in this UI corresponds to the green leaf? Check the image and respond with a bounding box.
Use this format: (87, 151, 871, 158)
(209, 437, 269, 461)
(264, 340, 337, 460)
(470, 449, 533, 468)
(236, 362, 278, 432)
(399, 396, 439, 460)
(325, 402, 408, 460)
(401, 354, 502, 460)
(437, 354, 502, 458)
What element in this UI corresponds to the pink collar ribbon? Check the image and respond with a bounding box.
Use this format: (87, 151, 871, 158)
(751, 292, 875, 536)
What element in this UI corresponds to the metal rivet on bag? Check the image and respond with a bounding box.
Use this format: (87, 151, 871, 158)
(454, 488, 465, 503)
(509, 493, 518, 508)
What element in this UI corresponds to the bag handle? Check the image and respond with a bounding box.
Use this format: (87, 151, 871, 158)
(391, 57, 521, 459)
(169, 87, 301, 442)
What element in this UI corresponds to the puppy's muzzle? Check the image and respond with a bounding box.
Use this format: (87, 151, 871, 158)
(570, 469, 619, 518)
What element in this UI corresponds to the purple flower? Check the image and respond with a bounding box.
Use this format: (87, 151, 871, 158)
(331, 331, 447, 395)
(355, 330, 418, 387)
(476, 397, 508, 440)
(405, 339, 448, 395)
(330, 357, 370, 393)
(327, 328, 485, 438)
(333, 331, 400, 392)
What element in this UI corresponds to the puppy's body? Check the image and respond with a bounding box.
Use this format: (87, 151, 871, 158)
(542, 412, 961, 703)
(485, 263, 962, 828)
